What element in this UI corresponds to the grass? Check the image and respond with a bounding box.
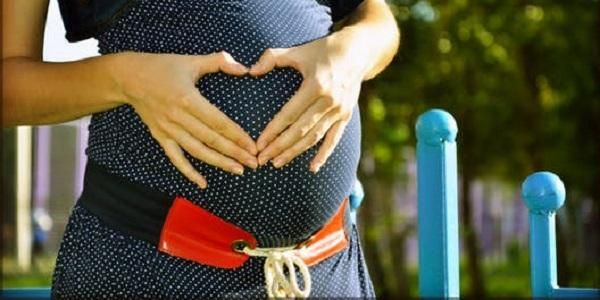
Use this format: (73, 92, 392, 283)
(481, 258, 531, 297)
(383, 252, 598, 298)
(2, 255, 55, 288)
(401, 259, 531, 298)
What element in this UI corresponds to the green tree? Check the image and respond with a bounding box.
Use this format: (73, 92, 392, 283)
(359, 0, 600, 297)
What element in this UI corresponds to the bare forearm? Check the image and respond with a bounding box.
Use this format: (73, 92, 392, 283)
(333, 0, 400, 80)
(2, 54, 126, 126)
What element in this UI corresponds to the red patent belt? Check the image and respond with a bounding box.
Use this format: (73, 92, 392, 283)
(79, 160, 350, 298)
(158, 195, 349, 269)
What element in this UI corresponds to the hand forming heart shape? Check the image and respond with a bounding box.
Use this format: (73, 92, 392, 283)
(250, 34, 365, 174)
(122, 31, 366, 189)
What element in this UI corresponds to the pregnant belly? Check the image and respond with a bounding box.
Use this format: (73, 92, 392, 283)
(88, 0, 361, 247)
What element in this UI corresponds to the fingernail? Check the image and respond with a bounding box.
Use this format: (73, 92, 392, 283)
(198, 180, 207, 189)
(233, 165, 244, 175)
(237, 64, 248, 73)
(310, 163, 321, 173)
(251, 62, 261, 72)
(258, 155, 268, 166)
(249, 145, 258, 155)
(272, 158, 283, 168)
(246, 158, 258, 169)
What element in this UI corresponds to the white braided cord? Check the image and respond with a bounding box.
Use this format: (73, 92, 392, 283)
(242, 245, 311, 298)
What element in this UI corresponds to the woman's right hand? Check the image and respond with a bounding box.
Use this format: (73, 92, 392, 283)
(112, 51, 258, 189)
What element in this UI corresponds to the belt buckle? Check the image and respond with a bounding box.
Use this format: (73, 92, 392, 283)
(231, 239, 251, 253)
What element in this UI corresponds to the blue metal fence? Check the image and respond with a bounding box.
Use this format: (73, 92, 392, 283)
(415, 108, 599, 298)
(1, 288, 51, 299)
(415, 109, 460, 298)
(522, 172, 600, 298)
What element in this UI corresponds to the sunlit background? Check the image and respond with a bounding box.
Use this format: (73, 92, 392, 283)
(3, 0, 97, 288)
(3, 0, 599, 297)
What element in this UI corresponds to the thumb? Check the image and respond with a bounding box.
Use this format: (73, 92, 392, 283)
(197, 51, 248, 76)
(249, 48, 294, 76)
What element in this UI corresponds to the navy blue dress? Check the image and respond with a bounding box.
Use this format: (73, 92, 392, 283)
(51, 0, 375, 298)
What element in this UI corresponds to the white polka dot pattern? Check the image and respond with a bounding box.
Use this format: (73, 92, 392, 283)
(52, 205, 375, 298)
(89, 0, 361, 248)
(52, 0, 374, 298)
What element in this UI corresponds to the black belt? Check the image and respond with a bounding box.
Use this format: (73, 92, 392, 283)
(79, 160, 174, 245)
(78, 160, 352, 248)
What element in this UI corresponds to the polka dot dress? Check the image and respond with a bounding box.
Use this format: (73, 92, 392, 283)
(51, 0, 375, 298)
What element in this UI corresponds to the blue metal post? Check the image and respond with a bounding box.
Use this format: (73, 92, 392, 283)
(416, 109, 460, 298)
(522, 172, 600, 298)
(1, 288, 51, 299)
(349, 179, 365, 224)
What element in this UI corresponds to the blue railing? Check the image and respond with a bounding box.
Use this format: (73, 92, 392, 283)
(1, 288, 51, 299)
(415, 108, 599, 298)
(3, 109, 598, 299)
(415, 109, 460, 298)
(522, 172, 600, 298)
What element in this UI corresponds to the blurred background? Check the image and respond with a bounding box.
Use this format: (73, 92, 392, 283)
(2, 0, 599, 297)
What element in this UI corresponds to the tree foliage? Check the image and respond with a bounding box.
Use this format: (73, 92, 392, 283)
(358, 0, 600, 297)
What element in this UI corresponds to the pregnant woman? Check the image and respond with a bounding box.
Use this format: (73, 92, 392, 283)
(3, 0, 399, 298)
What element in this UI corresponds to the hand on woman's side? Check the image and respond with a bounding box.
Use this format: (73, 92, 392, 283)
(4, 1, 259, 189)
(113, 51, 258, 188)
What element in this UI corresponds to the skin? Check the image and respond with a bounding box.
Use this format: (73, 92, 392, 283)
(252, 0, 400, 172)
(2, 0, 399, 188)
(3, 0, 256, 189)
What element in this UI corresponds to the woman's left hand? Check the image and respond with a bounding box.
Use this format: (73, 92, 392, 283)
(250, 32, 368, 173)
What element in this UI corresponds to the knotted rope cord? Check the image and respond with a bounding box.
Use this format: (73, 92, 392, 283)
(241, 245, 311, 298)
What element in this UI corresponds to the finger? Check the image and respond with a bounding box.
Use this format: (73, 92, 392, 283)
(249, 48, 296, 76)
(159, 138, 208, 189)
(310, 119, 348, 173)
(256, 80, 319, 153)
(197, 51, 248, 76)
(183, 90, 257, 155)
(164, 122, 246, 176)
(177, 111, 258, 169)
(271, 110, 339, 169)
(257, 97, 334, 165)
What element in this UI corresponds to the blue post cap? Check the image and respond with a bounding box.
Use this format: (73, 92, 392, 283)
(349, 179, 365, 224)
(349, 179, 365, 210)
(521, 171, 566, 213)
(415, 109, 458, 145)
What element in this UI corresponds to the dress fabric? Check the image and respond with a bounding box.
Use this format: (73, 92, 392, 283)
(51, 0, 375, 298)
